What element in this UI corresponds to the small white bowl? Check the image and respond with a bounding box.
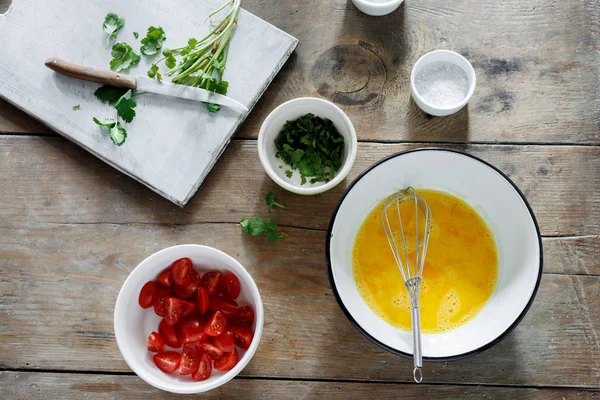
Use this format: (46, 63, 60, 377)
(352, 0, 405, 16)
(327, 148, 542, 360)
(114, 245, 264, 394)
(410, 50, 476, 117)
(258, 97, 358, 195)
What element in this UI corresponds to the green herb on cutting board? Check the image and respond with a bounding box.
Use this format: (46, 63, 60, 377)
(110, 42, 141, 72)
(72, 105, 80, 111)
(92, 86, 138, 145)
(133, 31, 139, 39)
(275, 113, 345, 185)
(266, 192, 285, 213)
(140, 26, 166, 56)
(102, 13, 125, 48)
(147, 0, 240, 112)
(240, 217, 287, 242)
(93, 117, 127, 146)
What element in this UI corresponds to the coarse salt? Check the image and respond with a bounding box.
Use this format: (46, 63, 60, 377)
(414, 61, 469, 108)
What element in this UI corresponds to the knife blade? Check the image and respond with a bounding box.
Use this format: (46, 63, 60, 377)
(44, 56, 248, 112)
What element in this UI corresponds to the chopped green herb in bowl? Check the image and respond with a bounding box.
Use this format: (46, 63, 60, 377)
(258, 97, 358, 195)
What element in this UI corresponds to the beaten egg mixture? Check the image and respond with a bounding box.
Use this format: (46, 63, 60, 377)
(352, 189, 498, 333)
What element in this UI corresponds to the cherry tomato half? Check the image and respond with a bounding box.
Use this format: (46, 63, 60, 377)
(147, 331, 164, 353)
(212, 330, 235, 353)
(234, 305, 255, 327)
(208, 298, 238, 317)
(173, 269, 201, 299)
(231, 325, 254, 349)
(156, 268, 172, 289)
(191, 352, 212, 381)
(171, 258, 193, 287)
(217, 272, 241, 300)
(214, 348, 238, 371)
(201, 271, 221, 296)
(197, 287, 210, 315)
(153, 351, 181, 373)
(159, 318, 181, 348)
(204, 311, 227, 337)
(193, 341, 223, 360)
(153, 290, 170, 317)
(164, 297, 195, 326)
(178, 316, 209, 344)
(177, 345, 200, 375)
(138, 281, 159, 309)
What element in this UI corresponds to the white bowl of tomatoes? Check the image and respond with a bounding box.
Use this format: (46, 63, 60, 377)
(114, 244, 263, 394)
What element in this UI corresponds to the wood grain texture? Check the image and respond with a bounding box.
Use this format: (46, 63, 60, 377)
(1, 372, 598, 400)
(0, 136, 598, 236)
(0, 223, 598, 387)
(0, 0, 297, 206)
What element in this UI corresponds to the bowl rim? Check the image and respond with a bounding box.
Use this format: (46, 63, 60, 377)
(325, 147, 543, 362)
(113, 244, 264, 393)
(257, 97, 358, 195)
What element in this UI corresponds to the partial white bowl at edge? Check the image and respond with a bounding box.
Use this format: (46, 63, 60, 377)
(258, 97, 358, 195)
(114, 244, 264, 394)
(352, 0, 405, 16)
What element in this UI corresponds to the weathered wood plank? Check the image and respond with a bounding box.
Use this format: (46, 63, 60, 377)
(1, 372, 598, 400)
(544, 236, 600, 276)
(2, 0, 598, 144)
(0, 223, 598, 387)
(1, 136, 599, 236)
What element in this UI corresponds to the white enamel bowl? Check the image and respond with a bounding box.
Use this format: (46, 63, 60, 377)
(326, 148, 542, 360)
(114, 245, 264, 394)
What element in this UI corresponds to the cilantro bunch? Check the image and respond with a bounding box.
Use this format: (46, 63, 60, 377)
(148, 0, 240, 112)
(275, 113, 345, 185)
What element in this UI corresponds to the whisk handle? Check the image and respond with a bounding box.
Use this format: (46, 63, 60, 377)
(411, 306, 423, 383)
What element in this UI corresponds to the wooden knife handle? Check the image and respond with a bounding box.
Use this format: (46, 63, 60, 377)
(44, 56, 137, 89)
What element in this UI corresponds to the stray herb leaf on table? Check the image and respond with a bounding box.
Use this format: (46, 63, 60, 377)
(110, 42, 141, 72)
(93, 86, 138, 145)
(72, 105, 80, 111)
(240, 217, 287, 242)
(133, 31, 139, 39)
(114, 90, 137, 123)
(102, 13, 125, 48)
(275, 113, 345, 185)
(93, 117, 127, 146)
(94, 86, 129, 105)
(265, 192, 285, 213)
(140, 26, 166, 56)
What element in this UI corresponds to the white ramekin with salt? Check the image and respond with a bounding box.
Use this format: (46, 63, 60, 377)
(410, 50, 476, 117)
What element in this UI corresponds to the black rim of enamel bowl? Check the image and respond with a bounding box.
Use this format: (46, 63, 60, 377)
(325, 147, 544, 362)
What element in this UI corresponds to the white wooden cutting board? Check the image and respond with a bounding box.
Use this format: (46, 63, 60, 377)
(0, 0, 297, 206)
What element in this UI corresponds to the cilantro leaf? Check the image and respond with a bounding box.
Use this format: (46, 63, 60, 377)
(285, 170, 293, 179)
(102, 13, 125, 48)
(205, 103, 220, 113)
(240, 217, 287, 242)
(114, 90, 137, 123)
(94, 85, 129, 105)
(147, 64, 162, 82)
(72, 105, 80, 111)
(165, 54, 177, 69)
(110, 42, 141, 72)
(133, 31, 139, 39)
(140, 26, 166, 56)
(93, 117, 127, 146)
(265, 192, 285, 213)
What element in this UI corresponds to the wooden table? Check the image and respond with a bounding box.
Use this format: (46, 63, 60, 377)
(1, 0, 598, 398)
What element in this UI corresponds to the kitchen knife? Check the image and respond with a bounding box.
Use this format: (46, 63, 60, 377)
(44, 56, 248, 112)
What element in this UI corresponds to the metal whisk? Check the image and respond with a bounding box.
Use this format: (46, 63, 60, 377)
(382, 187, 432, 383)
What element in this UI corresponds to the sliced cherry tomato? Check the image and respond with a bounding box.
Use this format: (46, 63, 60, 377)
(191, 352, 212, 381)
(138, 281, 159, 309)
(171, 258, 193, 286)
(179, 316, 209, 344)
(197, 287, 210, 315)
(214, 348, 238, 371)
(212, 331, 235, 353)
(234, 305, 255, 327)
(217, 272, 241, 300)
(156, 268, 172, 289)
(159, 318, 181, 348)
(193, 341, 223, 360)
(209, 298, 238, 317)
(201, 271, 221, 296)
(164, 297, 195, 325)
(173, 269, 201, 299)
(177, 345, 200, 375)
(231, 325, 254, 349)
(204, 311, 227, 337)
(147, 331, 164, 353)
(153, 289, 170, 317)
(153, 351, 181, 373)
